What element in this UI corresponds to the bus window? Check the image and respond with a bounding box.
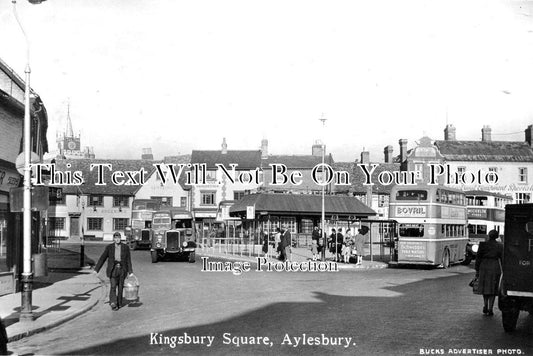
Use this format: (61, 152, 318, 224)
(468, 224, 475, 235)
(477, 225, 487, 235)
(396, 190, 427, 201)
(399, 224, 424, 237)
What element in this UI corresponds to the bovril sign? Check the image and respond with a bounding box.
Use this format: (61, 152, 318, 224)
(395, 206, 427, 217)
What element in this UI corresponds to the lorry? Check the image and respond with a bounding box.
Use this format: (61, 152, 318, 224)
(498, 204, 533, 332)
(150, 208, 197, 263)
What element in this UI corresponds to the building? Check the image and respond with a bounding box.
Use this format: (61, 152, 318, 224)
(434, 124, 533, 204)
(260, 139, 335, 194)
(0, 57, 49, 295)
(229, 192, 376, 246)
(190, 138, 263, 234)
(133, 156, 192, 211)
(47, 159, 154, 240)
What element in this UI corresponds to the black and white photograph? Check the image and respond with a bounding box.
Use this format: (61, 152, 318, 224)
(0, 0, 533, 355)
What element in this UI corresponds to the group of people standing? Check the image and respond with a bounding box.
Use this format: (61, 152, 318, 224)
(310, 225, 368, 265)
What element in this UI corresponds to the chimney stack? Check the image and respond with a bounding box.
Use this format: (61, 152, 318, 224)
(481, 125, 492, 142)
(141, 148, 153, 160)
(444, 124, 456, 141)
(384, 145, 393, 164)
(361, 150, 370, 165)
(261, 139, 268, 159)
(399, 139, 408, 162)
(525, 125, 533, 147)
(221, 138, 228, 154)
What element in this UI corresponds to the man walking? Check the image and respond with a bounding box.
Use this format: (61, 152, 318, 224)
(93, 232, 133, 310)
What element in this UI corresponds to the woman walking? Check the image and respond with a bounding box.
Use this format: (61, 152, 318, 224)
(475, 229, 503, 316)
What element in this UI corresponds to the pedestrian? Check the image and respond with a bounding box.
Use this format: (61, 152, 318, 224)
(93, 231, 133, 311)
(353, 226, 368, 266)
(311, 226, 320, 261)
(274, 227, 282, 259)
(475, 229, 503, 316)
(0, 317, 7, 355)
(342, 228, 354, 263)
(261, 231, 269, 257)
(328, 228, 336, 259)
(280, 225, 292, 262)
(335, 228, 344, 262)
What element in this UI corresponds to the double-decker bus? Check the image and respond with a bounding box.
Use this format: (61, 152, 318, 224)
(389, 185, 468, 268)
(463, 190, 512, 264)
(128, 199, 160, 249)
(151, 208, 196, 263)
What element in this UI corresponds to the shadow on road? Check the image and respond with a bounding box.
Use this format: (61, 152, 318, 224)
(56, 272, 533, 356)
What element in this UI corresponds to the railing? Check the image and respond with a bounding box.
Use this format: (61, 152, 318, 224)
(199, 237, 279, 259)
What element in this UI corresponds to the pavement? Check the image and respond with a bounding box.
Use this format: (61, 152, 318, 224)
(0, 242, 388, 344)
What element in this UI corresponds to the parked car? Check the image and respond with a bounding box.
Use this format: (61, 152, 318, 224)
(498, 204, 533, 332)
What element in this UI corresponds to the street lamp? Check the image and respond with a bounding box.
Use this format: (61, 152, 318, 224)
(319, 114, 327, 261)
(12, 0, 46, 322)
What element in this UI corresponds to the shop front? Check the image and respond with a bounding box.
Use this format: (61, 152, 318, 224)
(0, 164, 22, 296)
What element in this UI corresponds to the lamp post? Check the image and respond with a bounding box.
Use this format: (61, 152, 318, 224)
(319, 114, 327, 261)
(12, 0, 46, 322)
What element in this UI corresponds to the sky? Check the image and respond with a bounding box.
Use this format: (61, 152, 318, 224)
(2, 0, 533, 163)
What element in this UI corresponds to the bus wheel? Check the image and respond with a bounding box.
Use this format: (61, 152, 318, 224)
(151, 250, 158, 263)
(441, 249, 451, 269)
(461, 254, 472, 265)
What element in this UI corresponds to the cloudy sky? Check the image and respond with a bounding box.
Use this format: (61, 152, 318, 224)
(2, 0, 533, 162)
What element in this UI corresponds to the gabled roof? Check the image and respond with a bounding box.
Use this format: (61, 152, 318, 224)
(351, 162, 401, 194)
(262, 154, 334, 169)
(229, 193, 376, 217)
(434, 140, 533, 162)
(53, 159, 155, 196)
(191, 150, 261, 170)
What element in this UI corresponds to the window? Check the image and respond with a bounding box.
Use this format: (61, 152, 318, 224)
(88, 195, 103, 207)
(113, 218, 129, 231)
(49, 195, 65, 205)
(280, 217, 297, 233)
(457, 167, 466, 175)
(48, 217, 65, 230)
(87, 218, 103, 231)
(180, 196, 187, 208)
(206, 170, 217, 182)
(516, 193, 531, 204)
(300, 219, 314, 234)
(233, 191, 246, 200)
(399, 224, 424, 237)
(201, 191, 216, 206)
(113, 196, 129, 207)
(488, 167, 498, 183)
(151, 196, 173, 208)
(396, 190, 427, 201)
(414, 164, 424, 182)
(519, 168, 528, 183)
(378, 195, 389, 208)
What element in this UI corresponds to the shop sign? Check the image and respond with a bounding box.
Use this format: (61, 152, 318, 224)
(395, 206, 426, 217)
(246, 206, 255, 219)
(467, 208, 488, 219)
(0, 169, 20, 193)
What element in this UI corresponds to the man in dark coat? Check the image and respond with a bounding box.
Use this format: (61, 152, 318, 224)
(280, 225, 292, 262)
(93, 232, 133, 310)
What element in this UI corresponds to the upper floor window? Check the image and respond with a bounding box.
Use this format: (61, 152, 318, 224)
(519, 167, 528, 183)
(201, 191, 216, 206)
(113, 196, 129, 207)
(88, 195, 104, 207)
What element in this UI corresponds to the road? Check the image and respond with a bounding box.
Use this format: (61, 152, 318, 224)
(8, 242, 533, 355)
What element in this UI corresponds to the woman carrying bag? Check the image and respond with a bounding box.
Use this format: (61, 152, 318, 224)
(474, 229, 503, 316)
